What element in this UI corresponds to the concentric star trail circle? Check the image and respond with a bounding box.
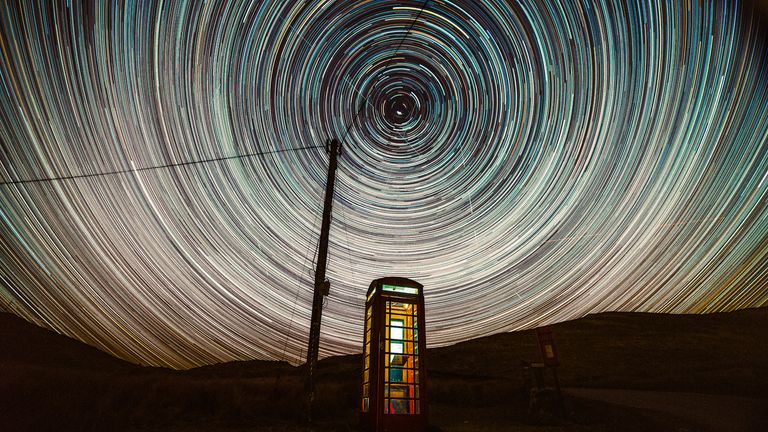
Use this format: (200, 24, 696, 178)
(1, 0, 768, 368)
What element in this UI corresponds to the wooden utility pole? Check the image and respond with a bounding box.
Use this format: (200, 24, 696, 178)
(304, 138, 341, 422)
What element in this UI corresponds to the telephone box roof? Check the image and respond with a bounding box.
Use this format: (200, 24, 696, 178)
(367, 277, 423, 297)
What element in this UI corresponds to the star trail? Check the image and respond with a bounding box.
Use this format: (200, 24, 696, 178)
(1, 0, 768, 369)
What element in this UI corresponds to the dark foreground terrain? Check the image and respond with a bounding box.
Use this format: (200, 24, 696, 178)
(1, 308, 767, 431)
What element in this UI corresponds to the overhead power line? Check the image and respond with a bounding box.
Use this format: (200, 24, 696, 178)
(341, 0, 430, 141)
(0, 145, 323, 187)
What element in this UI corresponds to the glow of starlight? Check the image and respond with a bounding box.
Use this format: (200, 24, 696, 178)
(1, 0, 767, 368)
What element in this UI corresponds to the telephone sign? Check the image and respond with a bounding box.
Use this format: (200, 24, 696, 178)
(536, 326, 559, 367)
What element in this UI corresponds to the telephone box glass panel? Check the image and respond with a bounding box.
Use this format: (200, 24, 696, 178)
(384, 301, 419, 414)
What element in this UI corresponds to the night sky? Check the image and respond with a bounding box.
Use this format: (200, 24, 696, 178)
(1, 0, 768, 369)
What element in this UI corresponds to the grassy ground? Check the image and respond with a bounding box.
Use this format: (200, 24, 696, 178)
(2, 308, 767, 431)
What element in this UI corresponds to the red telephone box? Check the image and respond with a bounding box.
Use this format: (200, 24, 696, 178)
(360, 277, 428, 432)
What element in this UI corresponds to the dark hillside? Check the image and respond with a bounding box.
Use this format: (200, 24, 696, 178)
(1, 309, 767, 431)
